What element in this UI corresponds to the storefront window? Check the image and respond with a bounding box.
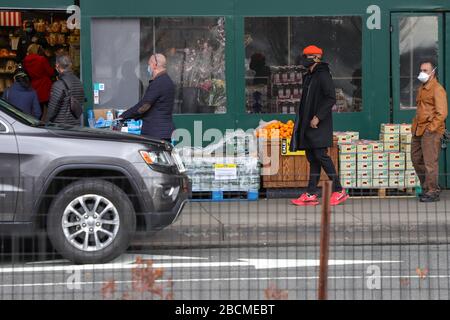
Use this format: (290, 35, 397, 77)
(91, 17, 226, 114)
(399, 16, 439, 110)
(244, 16, 362, 114)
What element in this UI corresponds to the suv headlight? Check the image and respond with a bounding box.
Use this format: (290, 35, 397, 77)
(171, 150, 186, 173)
(140, 150, 173, 167)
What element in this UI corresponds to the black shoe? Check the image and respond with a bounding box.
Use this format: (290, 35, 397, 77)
(420, 193, 440, 203)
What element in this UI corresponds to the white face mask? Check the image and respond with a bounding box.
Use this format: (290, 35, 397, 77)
(418, 67, 436, 84)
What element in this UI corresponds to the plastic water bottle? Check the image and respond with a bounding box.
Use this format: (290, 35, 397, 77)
(106, 110, 114, 121)
(87, 110, 95, 128)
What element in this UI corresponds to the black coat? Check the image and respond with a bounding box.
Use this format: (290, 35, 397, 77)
(290, 63, 336, 151)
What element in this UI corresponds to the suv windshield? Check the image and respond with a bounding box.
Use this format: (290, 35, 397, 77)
(0, 98, 44, 126)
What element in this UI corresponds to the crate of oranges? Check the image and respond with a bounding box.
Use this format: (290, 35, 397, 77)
(255, 120, 295, 139)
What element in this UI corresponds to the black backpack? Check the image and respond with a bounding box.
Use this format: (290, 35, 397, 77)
(61, 78, 83, 119)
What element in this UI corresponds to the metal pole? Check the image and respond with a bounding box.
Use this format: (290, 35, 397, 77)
(318, 181, 332, 300)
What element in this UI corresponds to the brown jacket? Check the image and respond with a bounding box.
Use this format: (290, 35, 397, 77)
(412, 78, 448, 136)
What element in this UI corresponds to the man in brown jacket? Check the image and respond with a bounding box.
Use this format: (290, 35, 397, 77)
(411, 61, 448, 202)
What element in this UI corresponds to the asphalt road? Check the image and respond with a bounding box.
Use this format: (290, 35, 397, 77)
(0, 244, 449, 300)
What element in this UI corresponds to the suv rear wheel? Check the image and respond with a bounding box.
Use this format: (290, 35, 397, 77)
(47, 179, 136, 264)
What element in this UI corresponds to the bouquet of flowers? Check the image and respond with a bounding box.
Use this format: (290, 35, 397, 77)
(198, 79, 226, 110)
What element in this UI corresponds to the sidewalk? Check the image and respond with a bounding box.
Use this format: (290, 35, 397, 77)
(132, 191, 450, 249)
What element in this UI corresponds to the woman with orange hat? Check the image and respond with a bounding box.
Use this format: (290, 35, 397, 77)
(290, 45, 349, 207)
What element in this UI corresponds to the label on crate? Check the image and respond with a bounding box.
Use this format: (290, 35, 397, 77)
(373, 170, 389, 179)
(373, 179, 389, 188)
(214, 164, 238, 180)
(381, 124, 400, 134)
(340, 171, 356, 179)
(339, 143, 357, 153)
(357, 153, 373, 161)
(405, 177, 419, 187)
(340, 154, 356, 162)
(384, 142, 400, 152)
(281, 139, 306, 156)
(373, 161, 389, 170)
(380, 133, 400, 142)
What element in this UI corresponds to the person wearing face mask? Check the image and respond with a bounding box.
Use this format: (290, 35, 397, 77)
(16, 20, 35, 62)
(411, 61, 448, 203)
(290, 45, 348, 207)
(121, 53, 176, 142)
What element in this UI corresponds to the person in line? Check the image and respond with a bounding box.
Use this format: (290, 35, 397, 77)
(2, 68, 41, 119)
(121, 53, 176, 142)
(411, 61, 448, 203)
(23, 44, 55, 121)
(46, 55, 85, 126)
(290, 45, 348, 207)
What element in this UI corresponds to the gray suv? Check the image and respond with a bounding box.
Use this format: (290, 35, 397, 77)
(0, 99, 190, 264)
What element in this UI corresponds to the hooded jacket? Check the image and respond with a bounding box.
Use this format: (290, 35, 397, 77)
(23, 53, 55, 103)
(290, 62, 336, 150)
(2, 82, 41, 119)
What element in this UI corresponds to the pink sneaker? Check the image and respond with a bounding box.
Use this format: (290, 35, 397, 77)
(330, 190, 349, 206)
(291, 193, 319, 206)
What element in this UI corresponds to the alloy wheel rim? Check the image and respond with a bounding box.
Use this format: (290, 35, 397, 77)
(61, 194, 120, 252)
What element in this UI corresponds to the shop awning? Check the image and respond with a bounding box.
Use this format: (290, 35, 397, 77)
(0, 11, 22, 27)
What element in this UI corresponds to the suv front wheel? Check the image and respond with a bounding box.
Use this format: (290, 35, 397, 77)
(47, 179, 136, 264)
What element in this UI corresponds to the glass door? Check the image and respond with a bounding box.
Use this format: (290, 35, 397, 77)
(391, 13, 444, 123)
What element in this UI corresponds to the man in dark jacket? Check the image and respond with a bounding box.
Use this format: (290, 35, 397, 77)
(46, 55, 85, 126)
(290, 45, 348, 207)
(121, 54, 176, 142)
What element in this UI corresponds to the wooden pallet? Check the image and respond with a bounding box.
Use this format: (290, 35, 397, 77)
(348, 188, 417, 199)
(190, 190, 259, 202)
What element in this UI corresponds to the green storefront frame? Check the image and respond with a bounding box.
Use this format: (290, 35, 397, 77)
(2, 1, 450, 184)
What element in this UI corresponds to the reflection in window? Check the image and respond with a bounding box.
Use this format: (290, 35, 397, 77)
(399, 16, 438, 110)
(245, 16, 362, 114)
(91, 17, 226, 115)
(0, 122, 6, 132)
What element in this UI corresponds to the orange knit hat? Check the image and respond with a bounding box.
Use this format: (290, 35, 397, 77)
(303, 45, 323, 55)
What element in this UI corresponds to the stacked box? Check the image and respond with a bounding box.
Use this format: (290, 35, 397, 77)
(405, 152, 414, 170)
(335, 132, 354, 145)
(369, 141, 384, 152)
(339, 141, 357, 188)
(389, 152, 405, 171)
(400, 124, 412, 134)
(373, 152, 389, 187)
(405, 169, 420, 187)
(381, 124, 400, 134)
(389, 170, 405, 188)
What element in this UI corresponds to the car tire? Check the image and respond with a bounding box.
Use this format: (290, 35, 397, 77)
(47, 179, 136, 264)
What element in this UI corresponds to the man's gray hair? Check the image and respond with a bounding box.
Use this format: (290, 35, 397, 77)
(56, 54, 73, 71)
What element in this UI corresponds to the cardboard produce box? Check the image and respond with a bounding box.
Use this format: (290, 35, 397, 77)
(340, 171, 357, 180)
(389, 177, 405, 188)
(342, 178, 357, 188)
(406, 161, 415, 170)
(400, 124, 412, 134)
(373, 169, 389, 179)
(357, 178, 372, 188)
(384, 142, 400, 152)
(381, 124, 400, 134)
(339, 153, 357, 162)
(340, 144, 357, 154)
(401, 144, 412, 153)
(356, 142, 373, 153)
(341, 161, 357, 171)
(357, 161, 373, 171)
(389, 152, 405, 162)
(373, 161, 389, 170)
(373, 179, 389, 188)
(357, 153, 372, 161)
(380, 133, 400, 143)
(401, 134, 413, 144)
(369, 141, 384, 152)
(373, 152, 389, 162)
(389, 161, 405, 170)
